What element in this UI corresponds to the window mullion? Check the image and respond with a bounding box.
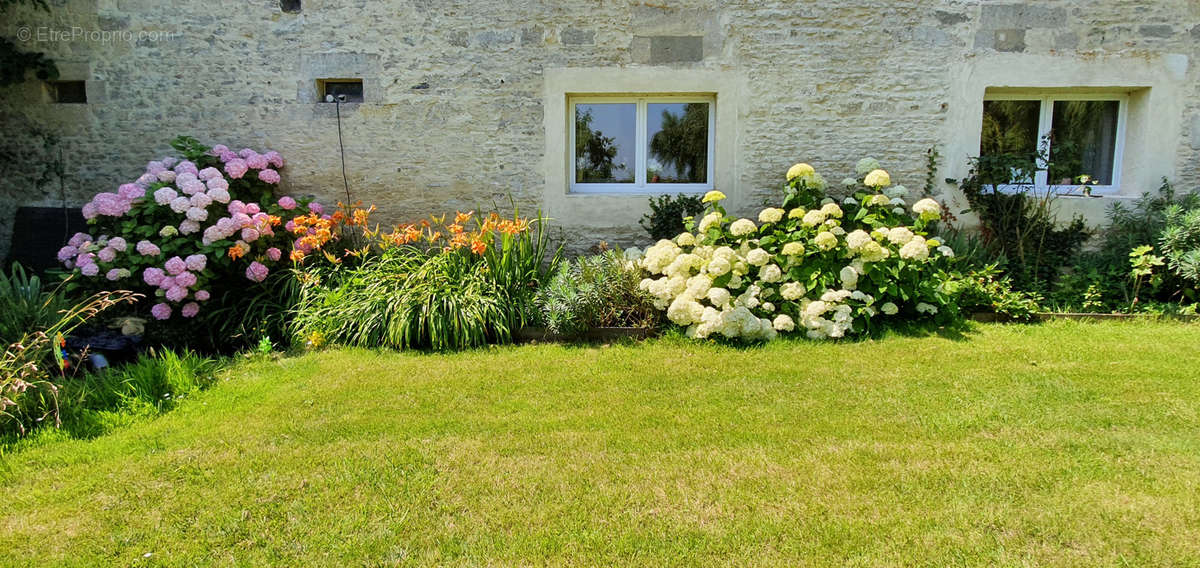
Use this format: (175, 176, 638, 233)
(1035, 97, 1053, 187)
(636, 99, 647, 187)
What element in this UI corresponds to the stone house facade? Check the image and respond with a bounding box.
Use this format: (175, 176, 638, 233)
(1, 0, 1198, 261)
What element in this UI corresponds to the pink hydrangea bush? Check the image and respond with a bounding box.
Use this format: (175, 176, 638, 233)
(59, 136, 318, 323)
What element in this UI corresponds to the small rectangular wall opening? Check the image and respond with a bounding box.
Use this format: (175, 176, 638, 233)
(317, 78, 363, 103)
(280, 0, 301, 13)
(48, 81, 87, 104)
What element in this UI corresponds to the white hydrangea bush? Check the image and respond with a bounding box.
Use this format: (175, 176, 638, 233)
(636, 160, 957, 341)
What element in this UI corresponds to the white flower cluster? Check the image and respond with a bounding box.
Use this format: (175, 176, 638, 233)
(635, 160, 956, 342)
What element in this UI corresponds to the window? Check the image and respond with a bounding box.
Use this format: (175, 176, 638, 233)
(318, 79, 363, 103)
(569, 95, 714, 193)
(981, 94, 1126, 192)
(280, 0, 301, 13)
(48, 80, 87, 104)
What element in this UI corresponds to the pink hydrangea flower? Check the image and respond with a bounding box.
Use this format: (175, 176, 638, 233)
(80, 263, 100, 277)
(232, 213, 253, 228)
(277, 196, 297, 210)
(219, 150, 237, 163)
(174, 271, 198, 288)
(185, 254, 207, 271)
(81, 203, 98, 220)
(224, 159, 248, 179)
(246, 154, 269, 169)
(170, 196, 191, 213)
(264, 151, 284, 168)
(207, 188, 231, 204)
(166, 286, 188, 303)
(186, 207, 209, 222)
(106, 268, 123, 281)
(244, 203, 261, 215)
(308, 202, 324, 215)
(284, 220, 296, 232)
(198, 167, 222, 181)
(154, 187, 178, 205)
(136, 173, 157, 187)
(181, 302, 200, 318)
(180, 180, 206, 196)
(207, 177, 229, 192)
(189, 193, 212, 209)
(118, 183, 145, 200)
(146, 161, 166, 175)
(258, 169, 281, 184)
(175, 172, 198, 187)
(159, 276, 176, 290)
(136, 240, 161, 256)
(211, 144, 229, 155)
(68, 232, 91, 247)
(245, 261, 269, 282)
(157, 170, 177, 183)
(107, 236, 127, 252)
(238, 148, 256, 158)
(75, 252, 96, 266)
(92, 193, 129, 217)
(164, 256, 187, 275)
(151, 303, 172, 320)
(194, 290, 210, 301)
(57, 246, 78, 262)
(97, 247, 117, 263)
(179, 220, 201, 235)
(294, 237, 313, 253)
(174, 160, 198, 176)
(143, 267, 166, 286)
(228, 200, 246, 216)
(266, 247, 282, 262)
(161, 157, 177, 168)
(241, 228, 260, 242)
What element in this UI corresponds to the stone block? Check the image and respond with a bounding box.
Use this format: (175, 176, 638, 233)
(561, 27, 595, 45)
(1139, 24, 1174, 38)
(979, 5, 1067, 29)
(648, 36, 703, 64)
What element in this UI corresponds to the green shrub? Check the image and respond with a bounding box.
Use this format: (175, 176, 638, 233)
(640, 194, 705, 241)
(534, 250, 660, 336)
(948, 266, 1044, 321)
(0, 262, 72, 346)
(1160, 204, 1200, 286)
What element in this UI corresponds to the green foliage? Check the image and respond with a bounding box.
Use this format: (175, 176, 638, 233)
(958, 152, 1091, 291)
(639, 193, 705, 241)
(51, 349, 220, 439)
(478, 212, 564, 329)
(293, 248, 514, 351)
(947, 266, 1043, 321)
(1127, 245, 1165, 311)
(0, 262, 72, 346)
(0, 37, 57, 88)
(534, 250, 660, 336)
(1160, 204, 1200, 285)
(1053, 179, 1199, 312)
(2, 290, 138, 436)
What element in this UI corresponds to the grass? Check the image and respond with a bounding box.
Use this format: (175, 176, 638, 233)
(2, 320, 1199, 566)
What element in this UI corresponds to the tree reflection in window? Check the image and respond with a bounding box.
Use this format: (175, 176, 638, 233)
(575, 106, 633, 183)
(648, 103, 709, 184)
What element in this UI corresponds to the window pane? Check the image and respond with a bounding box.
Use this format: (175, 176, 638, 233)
(1048, 100, 1119, 185)
(647, 102, 709, 184)
(575, 103, 636, 183)
(980, 100, 1041, 183)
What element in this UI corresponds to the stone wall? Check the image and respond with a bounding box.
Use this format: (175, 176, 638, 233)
(1, 0, 1198, 260)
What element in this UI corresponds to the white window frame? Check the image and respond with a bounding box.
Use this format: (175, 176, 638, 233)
(568, 95, 716, 194)
(983, 93, 1128, 195)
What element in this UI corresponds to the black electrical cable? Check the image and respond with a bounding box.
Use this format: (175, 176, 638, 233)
(335, 99, 351, 204)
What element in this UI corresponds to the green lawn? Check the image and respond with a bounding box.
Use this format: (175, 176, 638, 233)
(3, 321, 1199, 566)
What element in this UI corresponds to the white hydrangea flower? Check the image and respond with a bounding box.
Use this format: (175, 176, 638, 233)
(867, 194, 891, 207)
(773, 314, 795, 331)
(841, 177, 858, 187)
(788, 207, 806, 219)
(707, 287, 731, 307)
(814, 231, 837, 250)
(899, 236, 930, 261)
(729, 218, 757, 237)
(780, 281, 806, 300)
(758, 208, 785, 224)
(845, 230, 872, 251)
(698, 212, 722, 233)
(706, 256, 732, 276)
(820, 203, 843, 219)
(802, 210, 826, 227)
(782, 241, 805, 256)
(884, 185, 909, 199)
(881, 302, 899, 315)
(759, 263, 782, 283)
(863, 169, 891, 188)
(746, 248, 770, 267)
(887, 227, 915, 245)
(686, 275, 712, 298)
(938, 245, 955, 257)
(839, 265, 858, 289)
(676, 232, 696, 246)
(761, 302, 775, 313)
(916, 302, 938, 315)
(912, 198, 942, 221)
